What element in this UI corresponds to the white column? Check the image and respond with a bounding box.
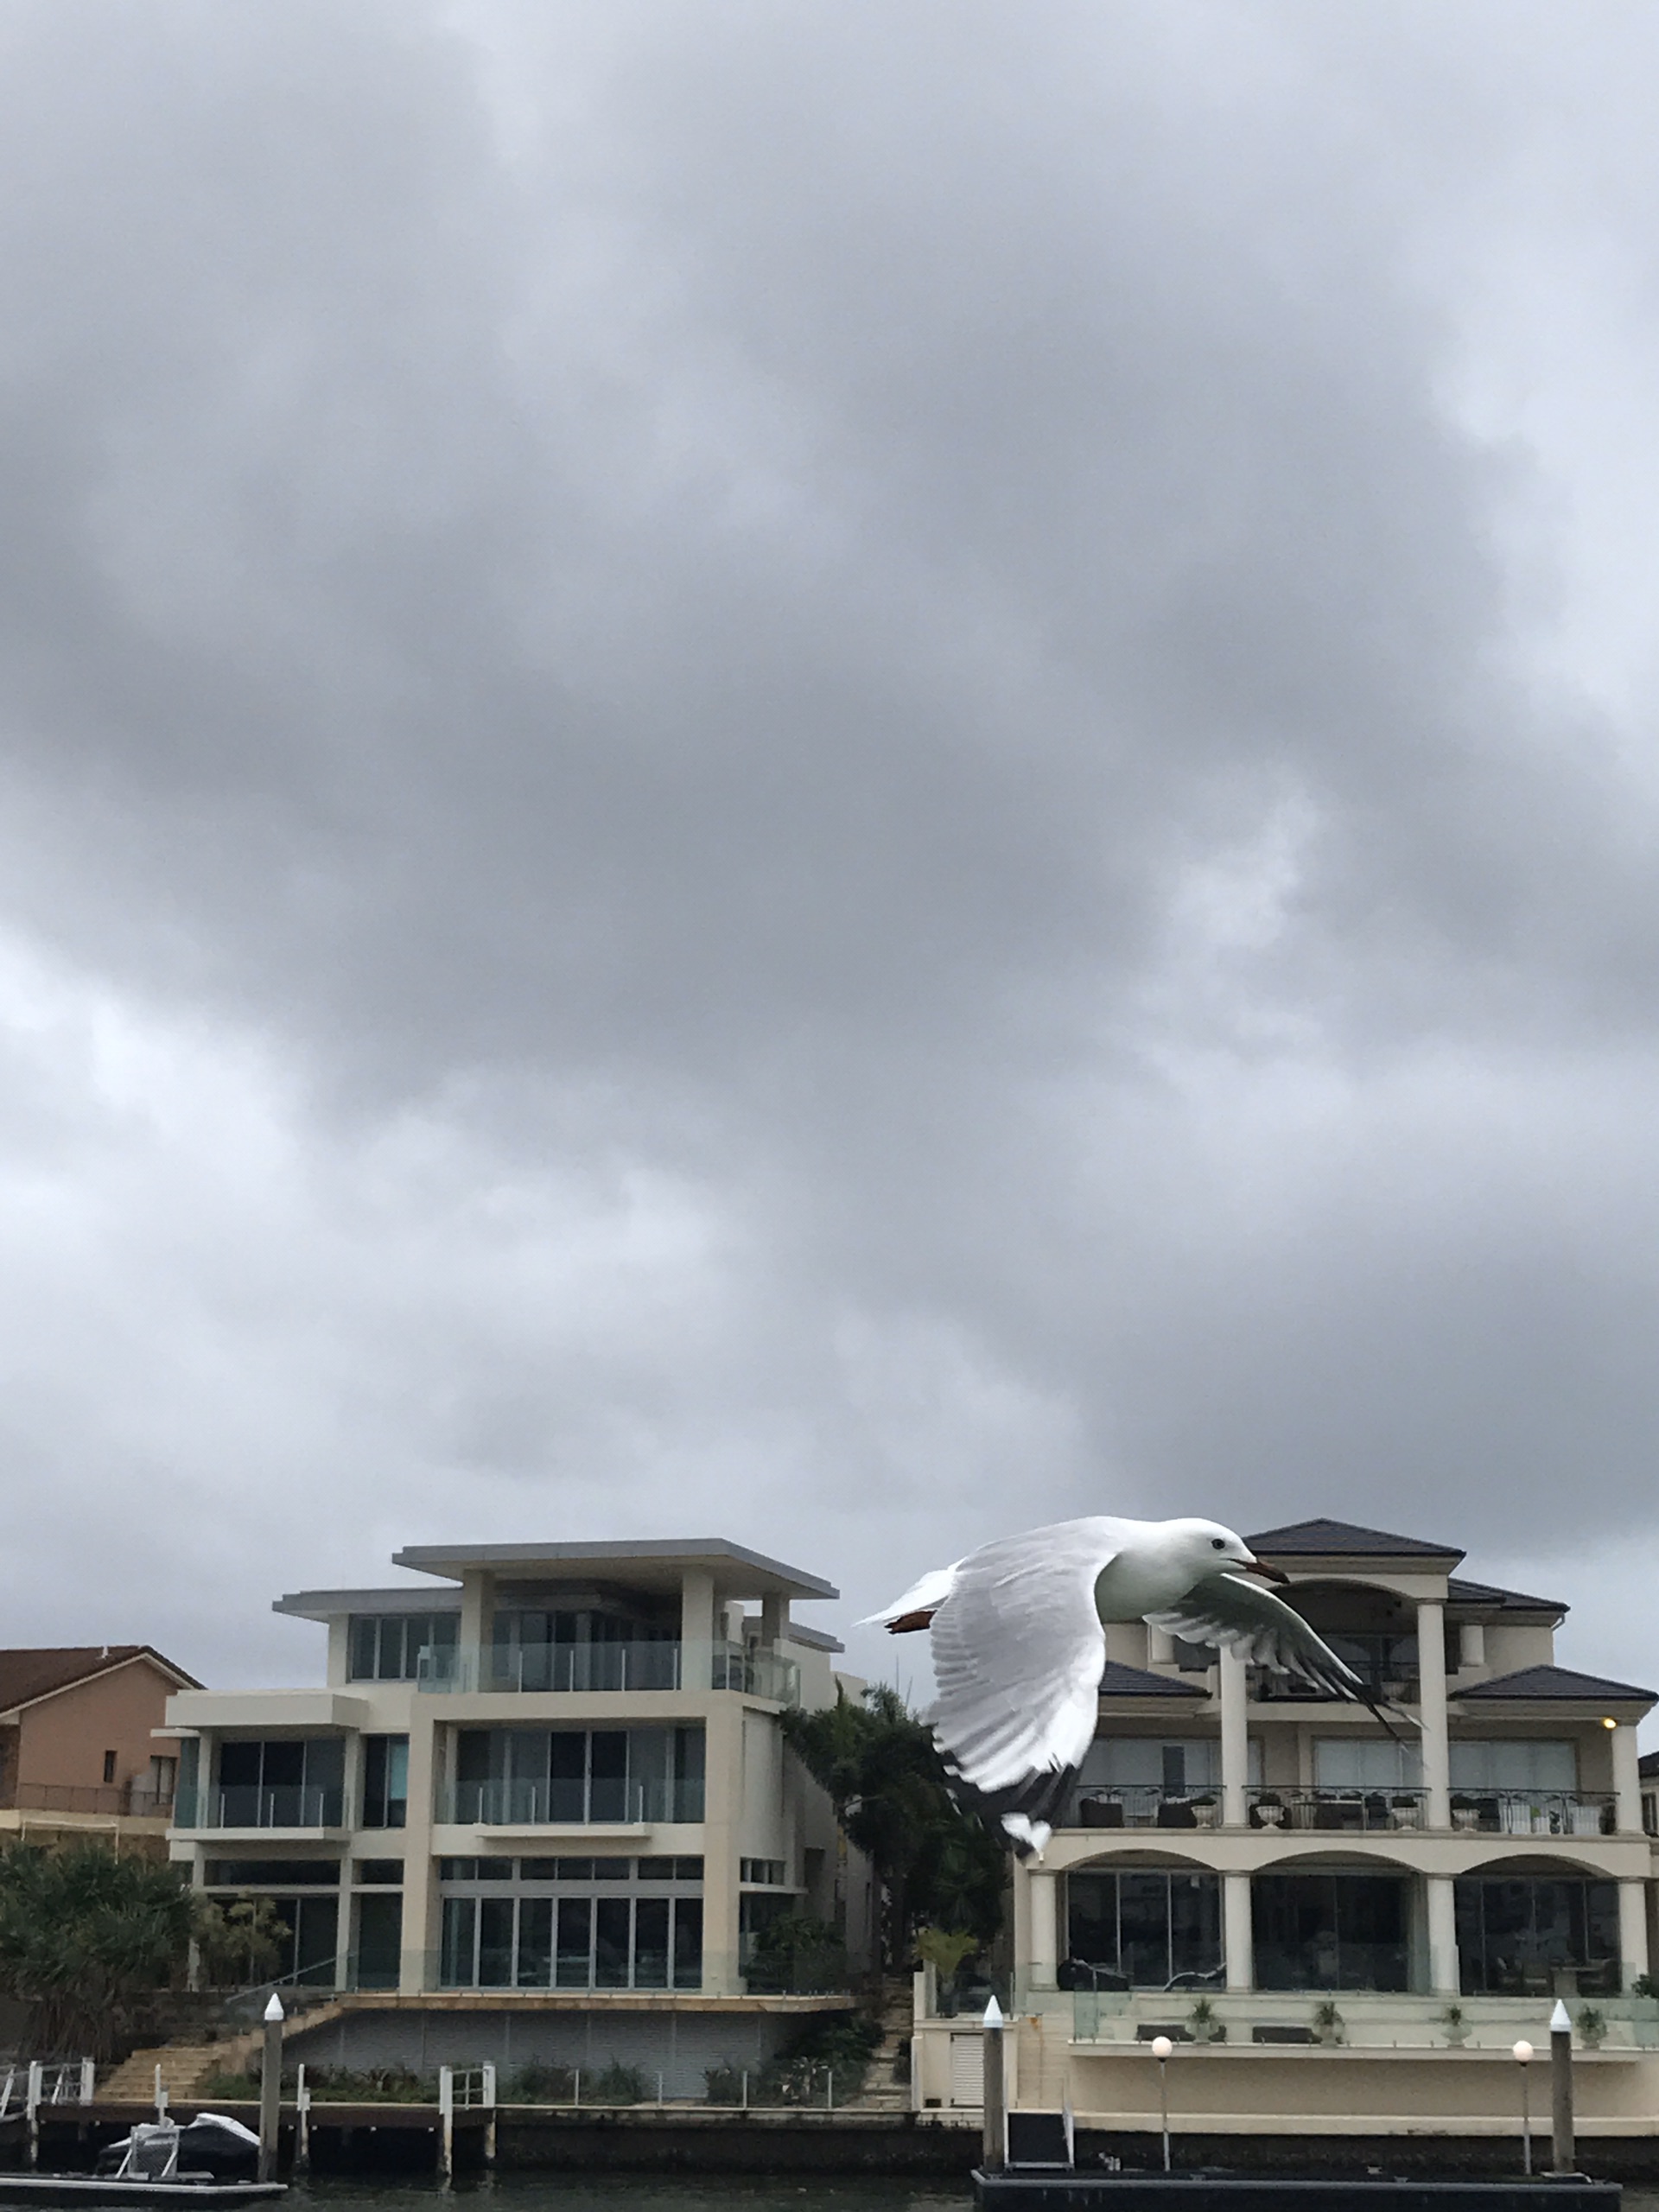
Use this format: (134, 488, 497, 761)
(1027, 1870, 1058, 1990)
(1620, 1878, 1650, 1988)
(399, 1707, 438, 1994)
(1224, 1872, 1253, 1993)
(1612, 1723, 1643, 1836)
(459, 1572, 490, 1688)
(1426, 1872, 1459, 1997)
(1219, 1649, 1249, 1827)
(760, 1592, 789, 1649)
(682, 1568, 718, 1692)
(1416, 1599, 1451, 1827)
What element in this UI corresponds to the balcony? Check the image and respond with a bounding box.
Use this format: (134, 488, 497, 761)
(1247, 1788, 1427, 1834)
(1067, 1788, 1222, 1831)
(182, 1784, 346, 1832)
(438, 1777, 705, 1827)
(417, 1640, 798, 1706)
(1451, 1790, 1615, 1839)
(0, 1782, 174, 1819)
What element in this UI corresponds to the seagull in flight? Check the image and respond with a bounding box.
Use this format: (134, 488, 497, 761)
(865, 1515, 1408, 1855)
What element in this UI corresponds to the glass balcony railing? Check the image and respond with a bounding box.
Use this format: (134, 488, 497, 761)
(185, 1785, 346, 1831)
(438, 1777, 705, 1826)
(416, 1639, 798, 1705)
(711, 1643, 799, 1705)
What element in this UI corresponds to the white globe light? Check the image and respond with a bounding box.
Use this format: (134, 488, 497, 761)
(1512, 2041, 1534, 2063)
(1150, 2036, 1173, 2061)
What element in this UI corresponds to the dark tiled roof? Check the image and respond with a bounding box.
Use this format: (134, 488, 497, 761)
(1457, 1664, 1656, 1707)
(0, 1646, 200, 1716)
(1098, 1661, 1207, 1700)
(1248, 1518, 1464, 1561)
(1447, 1576, 1567, 1617)
(1640, 1751, 1659, 1781)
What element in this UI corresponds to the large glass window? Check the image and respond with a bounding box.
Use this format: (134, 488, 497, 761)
(354, 1893, 403, 1990)
(1314, 1739, 1422, 1789)
(440, 1866, 702, 1991)
(362, 1737, 409, 1829)
(1449, 1742, 1577, 1791)
(1253, 1872, 1410, 1991)
(1065, 1869, 1222, 1988)
(348, 1613, 460, 1682)
(490, 1607, 680, 1692)
(448, 1726, 704, 1825)
(214, 1739, 345, 1828)
(1455, 1877, 1619, 1998)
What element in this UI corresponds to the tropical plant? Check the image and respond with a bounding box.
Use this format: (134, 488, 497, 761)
(760, 2011, 882, 2106)
(0, 1840, 196, 2057)
(1312, 1999, 1344, 2043)
(1577, 2006, 1607, 2047)
(745, 1911, 848, 1993)
(780, 1684, 1005, 1964)
(915, 1925, 979, 1980)
(192, 1896, 289, 1990)
(1630, 1974, 1659, 2001)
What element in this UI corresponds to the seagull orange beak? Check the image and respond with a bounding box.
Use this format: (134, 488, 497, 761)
(1243, 1555, 1289, 1583)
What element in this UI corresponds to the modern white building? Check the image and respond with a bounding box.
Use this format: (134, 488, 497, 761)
(163, 1537, 872, 2082)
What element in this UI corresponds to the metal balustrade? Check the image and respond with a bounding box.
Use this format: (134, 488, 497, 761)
(1066, 1787, 1222, 1831)
(1247, 1788, 1428, 1833)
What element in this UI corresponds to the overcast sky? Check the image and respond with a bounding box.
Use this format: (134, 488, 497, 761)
(2, 0, 1658, 1713)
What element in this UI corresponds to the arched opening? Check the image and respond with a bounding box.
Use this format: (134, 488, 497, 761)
(1453, 1856, 1621, 1999)
(1251, 1856, 1416, 1993)
(1060, 1859, 1222, 1992)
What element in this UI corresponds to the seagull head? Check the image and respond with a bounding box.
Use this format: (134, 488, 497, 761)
(1169, 1518, 1289, 1584)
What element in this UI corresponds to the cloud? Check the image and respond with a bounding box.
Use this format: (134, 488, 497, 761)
(0, 2, 1654, 1707)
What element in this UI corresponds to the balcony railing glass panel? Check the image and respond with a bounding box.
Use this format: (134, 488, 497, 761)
(197, 1785, 346, 1830)
(710, 1643, 799, 1706)
(439, 1776, 705, 1826)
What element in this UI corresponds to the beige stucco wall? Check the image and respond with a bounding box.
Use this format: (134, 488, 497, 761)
(16, 1659, 181, 1796)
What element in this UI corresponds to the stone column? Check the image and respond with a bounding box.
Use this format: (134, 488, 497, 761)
(1612, 1722, 1643, 1836)
(1219, 1648, 1249, 1827)
(1027, 1869, 1059, 1991)
(399, 1706, 439, 1994)
(1224, 1872, 1253, 1993)
(700, 1695, 744, 1993)
(1426, 1872, 1459, 1996)
(760, 1592, 790, 1649)
(1416, 1599, 1451, 1827)
(1619, 1878, 1650, 1989)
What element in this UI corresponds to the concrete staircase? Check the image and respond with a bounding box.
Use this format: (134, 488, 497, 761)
(851, 1975, 915, 2112)
(100, 1998, 351, 2104)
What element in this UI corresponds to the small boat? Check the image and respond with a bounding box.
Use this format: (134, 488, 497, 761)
(0, 2116, 284, 2207)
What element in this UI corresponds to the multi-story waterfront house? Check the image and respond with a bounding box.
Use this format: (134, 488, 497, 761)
(163, 1538, 868, 2088)
(912, 1518, 1659, 2141)
(0, 1646, 194, 1852)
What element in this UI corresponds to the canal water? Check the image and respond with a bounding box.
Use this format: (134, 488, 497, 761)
(278, 2181, 1659, 2211)
(284, 2184, 967, 2212)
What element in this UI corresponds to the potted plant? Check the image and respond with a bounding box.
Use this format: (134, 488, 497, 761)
(1312, 1999, 1344, 2047)
(1191, 1794, 1218, 1830)
(1188, 1996, 1222, 2045)
(1389, 1795, 1421, 1830)
(1252, 1792, 1284, 1829)
(1440, 2004, 1468, 2048)
(1450, 1793, 1481, 1833)
(1577, 2006, 1607, 2050)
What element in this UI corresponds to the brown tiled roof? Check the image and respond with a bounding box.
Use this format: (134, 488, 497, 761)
(1457, 1664, 1656, 1707)
(1248, 1517, 1464, 1562)
(0, 1646, 200, 1716)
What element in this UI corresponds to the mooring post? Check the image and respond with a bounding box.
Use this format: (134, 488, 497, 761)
(1150, 2036, 1173, 2173)
(482, 2062, 498, 2170)
(294, 2064, 311, 2177)
(1549, 1999, 1574, 2175)
(1512, 2041, 1533, 2176)
(982, 1997, 1005, 2173)
(257, 1991, 283, 2184)
(25, 2061, 41, 2169)
(437, 2064, 454, 2184)
(154, 2062, 166, 2121)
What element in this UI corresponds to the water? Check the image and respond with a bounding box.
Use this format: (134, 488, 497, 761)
(283, 2184, 967, 2212)
(276, 2183, 1659, 2211)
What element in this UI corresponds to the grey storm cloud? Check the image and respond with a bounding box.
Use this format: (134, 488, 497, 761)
(0, 0, 1655, 1694)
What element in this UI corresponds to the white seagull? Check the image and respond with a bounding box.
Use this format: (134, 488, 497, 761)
(864, 1514, 1408, 1855)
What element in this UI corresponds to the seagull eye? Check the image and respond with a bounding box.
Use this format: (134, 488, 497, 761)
(1211, 1537, 1225, 1549)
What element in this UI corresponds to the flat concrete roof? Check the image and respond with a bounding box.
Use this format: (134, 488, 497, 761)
(389, 1537, 838, 1602)
(274, 1586, 466, 1623)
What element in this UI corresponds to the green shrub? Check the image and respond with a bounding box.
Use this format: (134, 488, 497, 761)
(586, 2062, 647, 2105)
(504, 2061, 575, 2104)
(760, 2011, 881, 2106)
(703, 2063, 746, 2105)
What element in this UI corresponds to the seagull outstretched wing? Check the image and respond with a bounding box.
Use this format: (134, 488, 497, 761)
(1147, 1573, 1420, 1738)
(928, 1516, 1134, 1853)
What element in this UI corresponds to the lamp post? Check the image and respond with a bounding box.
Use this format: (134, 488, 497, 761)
(1549, 1998, 1574, 2176)
(1149, 2035, 1173, 2173)
(1512, 2041, 1533, 2176)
